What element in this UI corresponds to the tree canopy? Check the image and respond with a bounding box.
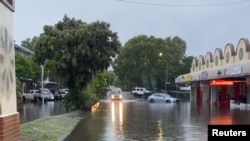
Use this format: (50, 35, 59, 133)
(15, 54, 40, 80)
(113, 35, 189, 91)
(33, 15, 121, 110)
(21, 36, 38, 51)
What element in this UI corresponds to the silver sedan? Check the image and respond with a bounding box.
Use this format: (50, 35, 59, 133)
(148, 93, 179, 103)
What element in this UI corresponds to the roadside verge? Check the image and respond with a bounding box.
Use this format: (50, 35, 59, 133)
(20, 110, 84, 141)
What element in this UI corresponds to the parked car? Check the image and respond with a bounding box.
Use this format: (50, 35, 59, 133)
(110, 88, 123, 101)
(148, 93, 179, 103)
(132, 87, 151, 98)
(34, 88, 55, 102)
(22, 90, 39, 102)
(54, 88, 69, 100)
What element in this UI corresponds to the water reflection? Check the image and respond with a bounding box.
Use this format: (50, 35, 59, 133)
(65, 100, 250, 141)
(18, 101, 67, 124)
(110, 101, 124, 140)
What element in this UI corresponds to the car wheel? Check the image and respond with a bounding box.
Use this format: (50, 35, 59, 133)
(22, 96, 26, 102)
(149, 99, 155, 103)
(34, 97, 38, 102)
(166, 99, 171, 103)
(134, 93, 138, 98)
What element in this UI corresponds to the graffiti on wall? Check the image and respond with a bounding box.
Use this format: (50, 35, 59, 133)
(0, 26, 15, 101)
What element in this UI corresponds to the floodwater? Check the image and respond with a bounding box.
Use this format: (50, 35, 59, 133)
(17, 101, 67, 124)
(64, 94, 250, 141)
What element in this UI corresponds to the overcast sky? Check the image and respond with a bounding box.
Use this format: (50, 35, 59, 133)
(13, 0, 250, 57)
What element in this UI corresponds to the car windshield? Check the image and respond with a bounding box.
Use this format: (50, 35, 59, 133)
(111, 90, 121, 95)
(163, 94, 172, 98)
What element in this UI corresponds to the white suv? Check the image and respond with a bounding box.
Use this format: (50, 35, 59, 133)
(132, 87, 151, 98)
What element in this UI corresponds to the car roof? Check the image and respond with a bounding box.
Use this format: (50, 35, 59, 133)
(153, 93, 171, 96)
(133, 87, 145, 89)
(111, 88, 121, 91)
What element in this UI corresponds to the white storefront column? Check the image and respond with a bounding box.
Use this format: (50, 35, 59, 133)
(201, 82, 210, 102)
(0, 1, 20, 141)
(190, 83, 196, 103)
(210, 86, 217, 104)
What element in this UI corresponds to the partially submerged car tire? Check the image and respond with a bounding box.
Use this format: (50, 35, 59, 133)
(149, 99, 155, 103)
(166, 99, 171, 103)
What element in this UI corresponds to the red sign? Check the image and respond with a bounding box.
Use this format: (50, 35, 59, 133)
(210, 80, 233, 86)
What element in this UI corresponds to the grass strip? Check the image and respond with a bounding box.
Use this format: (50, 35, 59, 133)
(20, 115, 83, 141)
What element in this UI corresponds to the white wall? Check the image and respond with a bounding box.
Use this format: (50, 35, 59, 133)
(210, 86, 217, 103)
(201, 83, 210, 102)
(0, 2, 17, 116)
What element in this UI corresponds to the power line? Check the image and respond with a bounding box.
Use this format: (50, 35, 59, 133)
(116, 0, 250, 7)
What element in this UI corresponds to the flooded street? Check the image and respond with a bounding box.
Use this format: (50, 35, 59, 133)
(17, 101, 67, 124)
(17, 93, 250, 141)
(64, 94, 250, 141)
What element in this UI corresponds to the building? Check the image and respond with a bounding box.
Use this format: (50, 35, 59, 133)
(0, 0, 20, 140)
(14, 43, 34, 56)
(175, 38, 250, 109)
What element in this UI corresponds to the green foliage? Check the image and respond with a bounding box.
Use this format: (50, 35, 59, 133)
(63, 70, 116, 111)
(44, 59, 59, 82)
(16, 79, 23, 102)
(15, 54, 40, 80)
(21, 36, 39, 51)
(63, 92, 86, 111)
(179, 56, 194, 74)
(114, 35, 187, 91)
(34, 15, 121, 110)
(88, 70, 116, 98)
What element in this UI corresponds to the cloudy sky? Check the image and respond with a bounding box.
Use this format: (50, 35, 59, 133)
(13, 0, 250, 57)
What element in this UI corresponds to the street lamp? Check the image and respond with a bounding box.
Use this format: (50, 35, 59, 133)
(159, 52, 169, 93)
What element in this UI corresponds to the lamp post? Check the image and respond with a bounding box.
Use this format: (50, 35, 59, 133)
(159, 52, 169, 93)
(40, 65, 44, 103)
(40, 65, 44, 89)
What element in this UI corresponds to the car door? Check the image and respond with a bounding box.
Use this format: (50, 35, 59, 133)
(159, 94, 166, 102)
(154, 94, 161, 102)
(30, 90, 36, 100)
(26, 90, 32, 100)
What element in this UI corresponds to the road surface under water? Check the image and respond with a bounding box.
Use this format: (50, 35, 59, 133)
(17, 101, 67, 124)
(64, 97, 250, 141)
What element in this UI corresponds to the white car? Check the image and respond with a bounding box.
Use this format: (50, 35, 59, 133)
(34, 88, 55, 101)
(23, 90, 39, 102)
(110, 88, 123, 100)
(132, 87, 151, 98)
(148, 93, 179, 103)
(55, 88, 69, 99)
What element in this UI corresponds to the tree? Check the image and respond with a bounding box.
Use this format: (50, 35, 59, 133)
(34, 15, 121, 110)
(21, 36, 38, 51)
(79, 70, 116, 109)
(15, 54, 40, 80)
(16, 79, 23, 102)
(179, 56, 194, 75)
(113, 35, 187, 91)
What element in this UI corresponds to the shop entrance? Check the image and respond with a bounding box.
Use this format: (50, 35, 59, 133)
(210, 80, 233, 107)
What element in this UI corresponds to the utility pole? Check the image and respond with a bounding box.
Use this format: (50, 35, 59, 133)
(165, 62, 168, 93)
(40, 65, 44, 103)
(41, 65, 44, 89)
(159, 52, 169, 93)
